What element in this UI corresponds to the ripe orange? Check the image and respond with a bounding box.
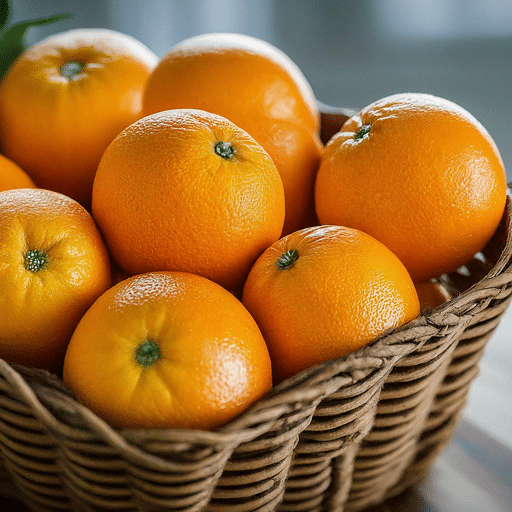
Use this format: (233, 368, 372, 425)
(0, 153, 36, 191)
(314, 92, 508, 283)
(142, 32, 322, 235)
(0, 28, 158, 208)
(242, 225, 420, 383)
(143, 32, 319, 135)
(92, 108, 285, 291)
(63, 271, 273, 430)
(0, 188, 112, 374)
(245, 116, 323, 235)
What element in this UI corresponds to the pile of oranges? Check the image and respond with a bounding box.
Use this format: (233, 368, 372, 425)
(0, 29, 507, 431)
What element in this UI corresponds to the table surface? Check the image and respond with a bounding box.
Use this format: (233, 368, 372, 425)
(0, 416, 510, 512)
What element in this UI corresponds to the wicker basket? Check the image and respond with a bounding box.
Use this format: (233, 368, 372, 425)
(0, 107, 511, 512)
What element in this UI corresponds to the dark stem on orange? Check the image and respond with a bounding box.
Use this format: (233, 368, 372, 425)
(214, 141, 235, 159)
(354, 124, 371, 141)
(276, 249, 299, 270)
(24, 249, 49, 272)
(60, 60, 84, 79)
(136, 339, 161, 368)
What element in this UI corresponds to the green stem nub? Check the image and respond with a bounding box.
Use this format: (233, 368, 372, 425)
(214, 141, 235, 159)
(60, 60, 84, 79)
(136, 339, 161, 368)
(354, 124, 371, 141)
(24, 249, 49, 272)
(276, 249, 299, 270)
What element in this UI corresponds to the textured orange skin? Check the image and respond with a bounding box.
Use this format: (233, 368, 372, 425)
(0, 188, 112, 374)
(91, 109, 285, 291)
(0, 29, 158, 208)
(142, 33, 322, 235)
(0, 154, 36, 191)
(63, 271, 273, 430)
(246, 117, 323, 235)
(242, 225, 420, 384)
(143, 33, 319, 134)
(315, 93, 508, 283)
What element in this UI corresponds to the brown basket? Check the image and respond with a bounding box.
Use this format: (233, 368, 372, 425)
(1, 109, 512, 512)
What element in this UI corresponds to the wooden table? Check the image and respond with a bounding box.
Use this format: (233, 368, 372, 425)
(0, 417, 510, 512)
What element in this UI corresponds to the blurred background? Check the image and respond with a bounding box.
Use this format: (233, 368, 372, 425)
(7, 0, 512, 447)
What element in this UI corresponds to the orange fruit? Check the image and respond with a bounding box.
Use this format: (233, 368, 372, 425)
(415, 280, 453, 311)
(246, 117, 323, 235)
(92, 108, 285, 291)
(242, 225, 420, 383)
(142, 32, 322, 235)
(0, 188, 112, 374)
(143, 32, 319, 135)
(63, 271, 273, 430)
(0, 28, 158, 208)
(314, 92, 508, 283)
(0, 153, 36, 191)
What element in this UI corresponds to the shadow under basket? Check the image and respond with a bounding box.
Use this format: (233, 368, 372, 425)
(1, 152, 512, 511)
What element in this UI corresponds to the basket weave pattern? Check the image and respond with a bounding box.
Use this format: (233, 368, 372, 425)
(0, 193, 511, 510)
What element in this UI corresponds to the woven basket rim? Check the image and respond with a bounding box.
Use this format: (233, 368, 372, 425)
(1, 191, 511, 458)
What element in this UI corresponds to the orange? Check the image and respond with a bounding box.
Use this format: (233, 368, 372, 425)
(142, 32, 322, 235)
(143, 32, 319, 135)
(0, 28, 158, 208)
(245, 116, 323, 235)
(0, 153, 36, 191)
(0, 188, 112, 374)
(92, 108, 285, 291)
(242, 225, 420, 383)
(63, 271, 273, 430)
(315, 92, 508, 283)
(415, 280, 453, 311)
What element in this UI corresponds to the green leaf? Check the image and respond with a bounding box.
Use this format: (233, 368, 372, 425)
(0, 31, 24, 80)
(0, 0, 10, 31)
(0, 12, 72, 80)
